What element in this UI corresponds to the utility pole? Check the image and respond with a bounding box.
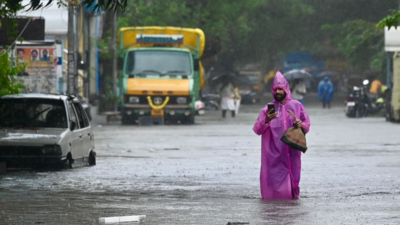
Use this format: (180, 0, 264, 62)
(112, 11, 118, 110)
(86, 12, 91, 100)
(74, 6, 79, 94)
(67, 4, 73, 94)
(67, 4, 78, 94)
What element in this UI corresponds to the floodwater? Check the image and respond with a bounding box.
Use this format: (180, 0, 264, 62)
(1, 99, 400, 224)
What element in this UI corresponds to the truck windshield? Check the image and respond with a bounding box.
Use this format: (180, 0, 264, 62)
(0, 98, 67, 128)
(125, 50, 192, 76)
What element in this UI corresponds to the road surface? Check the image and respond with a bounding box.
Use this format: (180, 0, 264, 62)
(1, 101, 399, 224)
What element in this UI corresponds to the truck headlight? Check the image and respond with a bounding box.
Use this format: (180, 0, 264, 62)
(42, 145, 62, 156)
(129, 96, 140, 103)
(176, 97, 187, 104)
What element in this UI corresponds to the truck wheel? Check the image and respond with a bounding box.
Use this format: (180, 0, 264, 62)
(183, 115, 195, 125)
(121, 114, 129, 125)
(122, 113, 136, 125)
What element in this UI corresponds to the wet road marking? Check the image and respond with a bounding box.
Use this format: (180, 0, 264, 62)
(99, 215, 146, 223)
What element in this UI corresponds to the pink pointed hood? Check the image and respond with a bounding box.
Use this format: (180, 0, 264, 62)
(271, 71, 292, 103)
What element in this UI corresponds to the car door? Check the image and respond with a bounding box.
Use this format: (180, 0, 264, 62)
(73, 102, 92, 158)
(68, 102, 83, 159)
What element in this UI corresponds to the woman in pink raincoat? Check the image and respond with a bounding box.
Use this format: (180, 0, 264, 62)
(253, 71, 311, 200)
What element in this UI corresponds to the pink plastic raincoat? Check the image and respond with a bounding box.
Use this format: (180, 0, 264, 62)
(253, 71, 311, 199)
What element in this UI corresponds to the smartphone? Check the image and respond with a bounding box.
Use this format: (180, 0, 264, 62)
(267, 103, 275, 114)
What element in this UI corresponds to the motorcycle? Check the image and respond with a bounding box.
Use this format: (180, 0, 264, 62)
(345, 80, 385, 118)
(201, 93, 220, 110)
(345, 86, 369, 118)
(195, 100, 206, 115)
(239, 90, 259, 104)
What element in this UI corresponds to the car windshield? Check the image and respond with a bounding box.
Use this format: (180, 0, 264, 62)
(0, 98, 67, 128)
(125, 50, 191, 77)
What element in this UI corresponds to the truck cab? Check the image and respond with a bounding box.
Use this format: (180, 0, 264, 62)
(118, 27, 205, 124)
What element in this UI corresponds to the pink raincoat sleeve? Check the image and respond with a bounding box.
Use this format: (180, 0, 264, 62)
(253, 106, 269, 135)
(300, 107, 310, 133)
(293, 103, 311, 133)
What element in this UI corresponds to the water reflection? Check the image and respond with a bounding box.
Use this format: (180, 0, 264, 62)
(258, 199, 308, 224)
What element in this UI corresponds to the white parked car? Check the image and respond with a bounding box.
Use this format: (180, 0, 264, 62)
(0, 93, 96, 169)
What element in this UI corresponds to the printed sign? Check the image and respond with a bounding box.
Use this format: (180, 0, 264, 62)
(136, 34, 184, 45)
(15, 46, 58, 93)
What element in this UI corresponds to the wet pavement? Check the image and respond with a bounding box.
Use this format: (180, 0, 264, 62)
(1, 100, 400, 224)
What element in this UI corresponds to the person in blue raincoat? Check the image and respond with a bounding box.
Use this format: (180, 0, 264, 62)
(318, 76, 334, 108)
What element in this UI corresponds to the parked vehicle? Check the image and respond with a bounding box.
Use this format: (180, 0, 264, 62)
(194, 100, 205, 115)
(0, 94, 96, 169)
(235, 75, 259, 104)
(238, 70, 263, 94)
(345, 85, 370, 118)
(77, 95, 91, 121)
(345, 80, 385, 118)
(201, 93, 220, 110)
(118, 27, 205, 125)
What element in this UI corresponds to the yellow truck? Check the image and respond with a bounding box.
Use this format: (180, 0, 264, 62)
(117, 27, 205, 124)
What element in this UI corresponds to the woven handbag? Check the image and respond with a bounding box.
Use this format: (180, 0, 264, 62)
(280, 110, 308, 153)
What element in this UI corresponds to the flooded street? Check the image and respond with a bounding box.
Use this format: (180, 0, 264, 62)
(1, 103, 400, 224)
(2, 0, 399, 224)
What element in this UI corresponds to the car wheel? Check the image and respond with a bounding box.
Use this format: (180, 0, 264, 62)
(121, 112, 137, 125)
(62, 153, 73, 169)
(88, 151, 96, 166)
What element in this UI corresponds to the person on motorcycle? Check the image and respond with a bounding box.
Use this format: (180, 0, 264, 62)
(318, 76, 334, 108)
(369, 79, 383, 100)
(369, 79, 387, 108)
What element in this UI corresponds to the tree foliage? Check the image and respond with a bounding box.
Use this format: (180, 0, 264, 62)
(116, 0, 315, 70)
(322, 20, 384, 69)
(0, 52, 25, 97)
(0, 0, 127, 16)
(112, 0, 397, 74)
(377, 10, 400, 29)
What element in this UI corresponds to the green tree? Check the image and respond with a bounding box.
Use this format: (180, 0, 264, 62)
(322, 20, 384, 69)
(378, 10, 400, 29)
(0, 0, 127, 17)
(114, 0, 314, 70)
(113, 0, 397, 70)
(0, 52, 25, 96)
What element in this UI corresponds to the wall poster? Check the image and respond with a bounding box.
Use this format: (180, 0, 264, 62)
(14, 45, 59, 94)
